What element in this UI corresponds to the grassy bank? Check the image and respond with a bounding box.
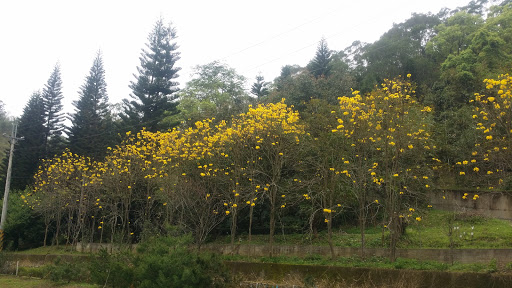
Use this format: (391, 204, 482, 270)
(212, 209, 512, 249)
(0, 275, 97, 288)
(223, 254, 501, 273)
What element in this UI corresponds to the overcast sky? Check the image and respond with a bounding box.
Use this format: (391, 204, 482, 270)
(0, 0, 471, 118)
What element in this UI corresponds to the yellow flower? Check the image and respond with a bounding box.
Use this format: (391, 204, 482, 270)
(415, 217, 421, 222)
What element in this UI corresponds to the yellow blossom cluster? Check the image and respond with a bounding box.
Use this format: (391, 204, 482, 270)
(459, 74, 512, 188)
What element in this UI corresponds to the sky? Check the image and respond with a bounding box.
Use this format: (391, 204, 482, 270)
(0, 0, 471, 118)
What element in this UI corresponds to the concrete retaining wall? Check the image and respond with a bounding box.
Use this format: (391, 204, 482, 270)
(73, 242, 512, 266)
(429, 189, 512, 219)
(226, 261, 512, 288)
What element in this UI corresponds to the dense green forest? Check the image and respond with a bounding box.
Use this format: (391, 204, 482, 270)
(1, 0, 512, 261)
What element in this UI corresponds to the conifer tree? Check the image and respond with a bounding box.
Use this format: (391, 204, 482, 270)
(308, 38, 332, 78)
(250, 74, 269, 98)
(10, 92, 46, 190)
(122, 19, 181, 132)
(0, 100, 10, 160)
(42, 64, 66, 157)
(68, 52, 112, 159)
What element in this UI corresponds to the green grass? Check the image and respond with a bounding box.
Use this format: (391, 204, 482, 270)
(399, 210, 512, 248)
(0, 275, 98, 288)
(213, 209, 512, 249)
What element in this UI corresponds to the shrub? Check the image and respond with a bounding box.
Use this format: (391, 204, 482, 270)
(43, 257, 89, 283)
(134, 235, 232, 288)
(88, 249, 134, 288)
(88, 235, 233, 288)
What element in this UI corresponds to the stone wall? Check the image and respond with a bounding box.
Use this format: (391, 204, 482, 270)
(75, 242, 137, 253)
(73, 242, 512, 266)
(429, 189, 512, 220)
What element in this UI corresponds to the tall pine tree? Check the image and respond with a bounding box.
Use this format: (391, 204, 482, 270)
(42, 64, 66, 158)
(250, 74, 269, 98)
(10, 92, 46, 190)
(122, 19, 181, 132)
(68, 52, 113, 159)
(308, 38, 332, 78)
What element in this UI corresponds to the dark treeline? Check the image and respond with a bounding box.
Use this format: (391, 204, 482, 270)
(1, 1, 512, 261)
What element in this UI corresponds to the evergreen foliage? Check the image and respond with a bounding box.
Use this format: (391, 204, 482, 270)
(0, 101, 11, 181)
(68, 52, 113, 159)
(250, 74, 269, 98)
(308, 38, 332, 78)
(122, 19, 181, 132)
(41, 64, 66, 158)
(9, 92, 46, 190)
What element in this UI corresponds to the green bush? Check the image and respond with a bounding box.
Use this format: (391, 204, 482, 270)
(88, 235, 232, 288)
(88, 249, 134, 288)
(134, 235, 232, 288)
(33, 257, 90, 283)
(18, 266, 46, 278)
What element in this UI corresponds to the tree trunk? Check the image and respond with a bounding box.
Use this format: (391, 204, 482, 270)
(44, 223, 49, 247)
(55, 211, 61, 246)
(327, 213, 334, 259)
(269, 187, 277, 257)
(230, 209, 238, 253)
(248, 205, 254, 244)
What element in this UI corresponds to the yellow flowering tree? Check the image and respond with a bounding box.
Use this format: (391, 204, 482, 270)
(366, 77, 434, 261)
(28, 150, 102, 247)
(460, 74, 512, 190)
(333, 76, 435, 261)
(231, 100, 304, 255)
